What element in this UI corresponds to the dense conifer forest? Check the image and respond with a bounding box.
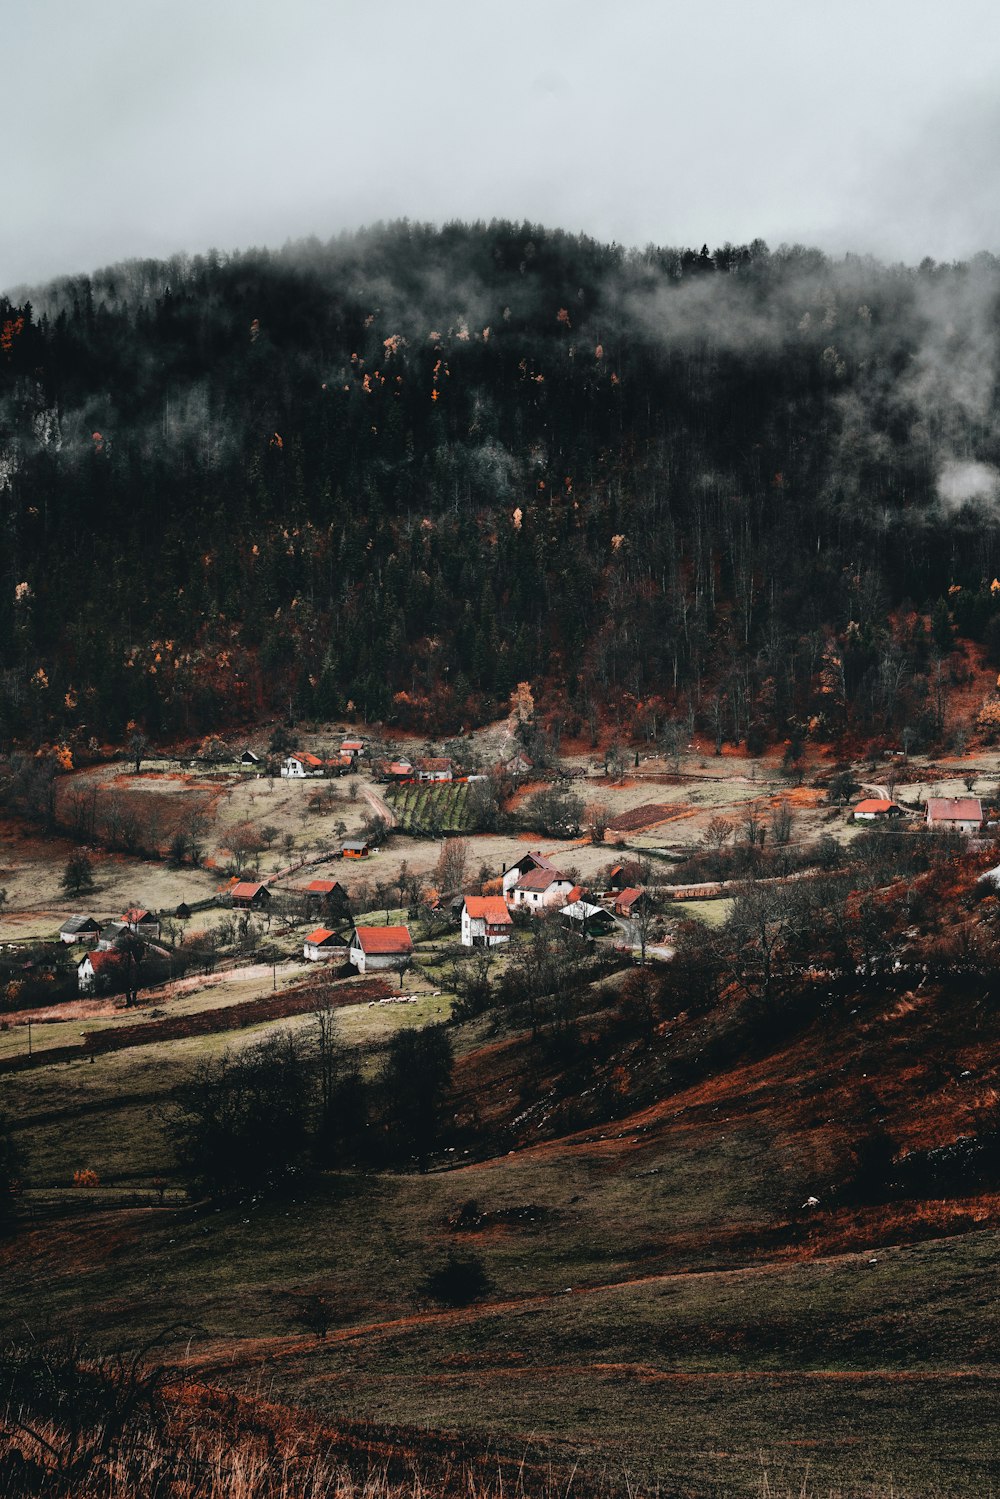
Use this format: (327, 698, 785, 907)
(2, 220, 1000, 748)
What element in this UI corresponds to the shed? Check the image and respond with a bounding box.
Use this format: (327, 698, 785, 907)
(59, 915, 101, 944)
(303, 927, 349, 963)
(341, 839, 371, 860)
(231, 881, 271, 909)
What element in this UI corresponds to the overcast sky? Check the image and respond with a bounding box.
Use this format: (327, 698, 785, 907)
(4, 0, 1000, 291)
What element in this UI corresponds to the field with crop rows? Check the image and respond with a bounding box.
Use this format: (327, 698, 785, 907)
(385, 781, 477, 834)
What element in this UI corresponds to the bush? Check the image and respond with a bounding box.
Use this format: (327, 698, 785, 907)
(420, 1250, 491, 1306)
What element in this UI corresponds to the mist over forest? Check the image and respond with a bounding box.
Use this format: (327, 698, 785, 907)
(2, 219, 1000, 749)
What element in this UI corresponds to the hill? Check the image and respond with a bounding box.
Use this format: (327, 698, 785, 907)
(3, 841, 1000, 1493)
(2, 223, 1000, 758)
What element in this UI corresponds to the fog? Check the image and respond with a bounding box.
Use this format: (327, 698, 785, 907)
(4, 0, 1000, 290)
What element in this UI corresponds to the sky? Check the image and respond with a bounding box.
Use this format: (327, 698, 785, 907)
(4, 0, 1000, 291)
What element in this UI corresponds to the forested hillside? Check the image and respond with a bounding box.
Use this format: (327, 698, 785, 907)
(2, 221, 1000, 748)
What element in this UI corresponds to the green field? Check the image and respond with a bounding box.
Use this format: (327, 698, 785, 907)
(386, 781, 478, 834)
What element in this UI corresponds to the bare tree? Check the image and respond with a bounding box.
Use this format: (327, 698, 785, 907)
(702, 815, 733, 853)
(435, 838, 469, 893)
(586, 801, 610, 844)
(127, 730, 149, 774)
(769, 799, 794, 847)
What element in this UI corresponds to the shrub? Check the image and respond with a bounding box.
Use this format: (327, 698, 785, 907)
(420, 1250, 491, 1306)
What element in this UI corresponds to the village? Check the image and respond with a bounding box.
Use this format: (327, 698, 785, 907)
(3, 712, 999, 1035)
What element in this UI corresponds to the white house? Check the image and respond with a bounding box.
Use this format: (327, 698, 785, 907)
(501, 850, 559, 900)
(122, 907, 160, 941)
(77, 949, 123, 994)
(925, 797, 983, 835)
(853, 798, 903, 821)
(460, 896, 513, 948)
(509, 867, 576, 913)
(303, 927, 348, 963)
(281, 752, 325, 778)
(349, 924, 413, 973)
(415, 757, 453, 782)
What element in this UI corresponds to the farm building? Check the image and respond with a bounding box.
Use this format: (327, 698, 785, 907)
(230, 881, 271, 909)
(341, 839, 371, 859)
(122, 907, 160, 940)
(349, 924, 413, 973)
(925, 797, 983, 834)
(460, 896, 513, 948)
(504, 752, 534, 776)
(383, 759, 413, 780)
(340, 738, 364, 759)
(502, 850, 559, 899)
(59, 915, 101, 945)
(240, 748, 261, 766)
(97, 922, 127, 950)
(509, 866, 576, 912)
(415, 757, 453, 782)
(853, 798, 903, 820)
(304, 878, 349, 908)
(614, 887, 651, 918)
(281, 752, 325, 778)
(560, 899, 617, 936)
(303, 927, 349, 963)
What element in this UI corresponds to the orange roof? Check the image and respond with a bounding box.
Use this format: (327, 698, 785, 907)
(83, 949, 123, 973)
(516, 866, 567, 891)
(616, 886, 644, 910)
(291, 751, 324, 767)
(463, 896, 512, 925)
(854, 798, 897, 815)
(353, 924, 413, 955)
(306, 879, 339, 894)
(231, 881, 267, 899)
(926, 797, 982, 822)
(305, 927, 344, 946)
(122, 907, 152, 922)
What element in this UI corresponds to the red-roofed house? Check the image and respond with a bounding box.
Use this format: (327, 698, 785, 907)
(281, 752, 325, 779)
(509, 865, 575, 913)
(415, 757, 453, 782)
(230, 881, 271, 909)
(341, 738, 364, 759)
(853, 798, 903, 821)
(461, 896, 513, 948)
(122, 907, 160, 940)
(925, 797, 983, 834)
(303, 927, 349, 963)
(78, 949, 124, 994)
(350, 924, 413, 973)
(501, 850, 558, 899)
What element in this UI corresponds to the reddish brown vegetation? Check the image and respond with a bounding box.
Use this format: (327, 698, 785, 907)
(0, 978, 391, 1075)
